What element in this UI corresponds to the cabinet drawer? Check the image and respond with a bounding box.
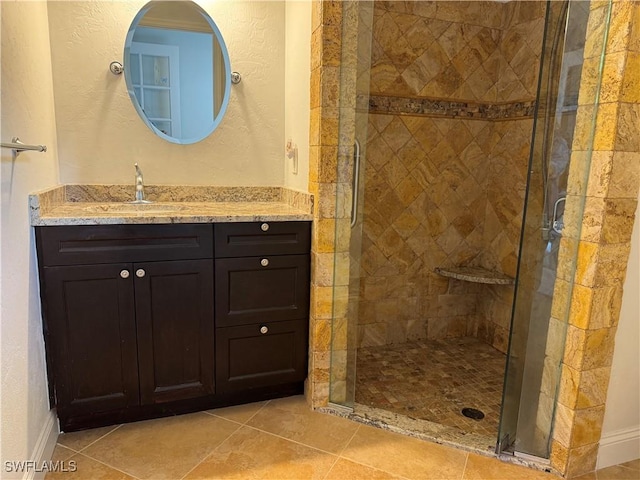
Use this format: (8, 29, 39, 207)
(36, 224, 213, 266)
(215, 254, 310, 327)
(214, 222, 310, 258)
(215, 320, 308, 393)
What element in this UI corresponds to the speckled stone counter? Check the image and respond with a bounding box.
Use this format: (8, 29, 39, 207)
(434, 266, 515, 285)
(30, 185, 314, 226)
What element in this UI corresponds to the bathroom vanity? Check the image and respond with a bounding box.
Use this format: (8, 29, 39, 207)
(30, 185, 313, 431)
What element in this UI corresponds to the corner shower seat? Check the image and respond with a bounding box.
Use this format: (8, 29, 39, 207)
(434, 266, 515, 285)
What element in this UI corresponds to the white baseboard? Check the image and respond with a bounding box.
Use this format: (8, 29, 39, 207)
(24, 410, 58, 480)
(597, 425, 640, 470)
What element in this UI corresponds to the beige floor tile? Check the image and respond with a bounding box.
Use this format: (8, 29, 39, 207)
(246, 395, 359, 454)
(597, 463, 640, 480)
(206, 400, 268, 424)
(50, 444, 77, 462)
(184, 425, 337, 480)
(324, 458, 407, 480)
(57, 425, 120, 452)
(82, 412, 239, 480)
(619, 459, 639, 471)
(462, 453, 559, 480)
(341, 424, 467, 479)
(45, 453, 134, 480)
(572, 473, 597, 480)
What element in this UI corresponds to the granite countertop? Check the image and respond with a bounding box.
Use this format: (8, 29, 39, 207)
(30, 185, 314, 226)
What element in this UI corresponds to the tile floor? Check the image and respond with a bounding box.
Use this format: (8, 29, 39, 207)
(356, 337, 506, 437)
(46, 396, 638, 480)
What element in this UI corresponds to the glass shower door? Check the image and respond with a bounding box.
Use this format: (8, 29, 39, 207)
(498, 0, 611, 457)
(328, 1, 374, 409)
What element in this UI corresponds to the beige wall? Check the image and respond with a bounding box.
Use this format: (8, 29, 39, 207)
(48, 1, 288, 186)
(284, 1, 311, 191)
(1, 1, 60, 475)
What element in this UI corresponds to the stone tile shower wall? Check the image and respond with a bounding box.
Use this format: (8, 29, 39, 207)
(357, 1, 546, 350)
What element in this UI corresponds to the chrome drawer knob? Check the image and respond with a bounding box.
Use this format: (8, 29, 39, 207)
(120, 270, 130, 279)
(260, 326, 268, 334)
(261, 223, 269, 232)
(135, 269, 146, 278)
(260, 258, 269, 267)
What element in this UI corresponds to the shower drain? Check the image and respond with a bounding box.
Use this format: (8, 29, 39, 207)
(461, 407, 485, 420)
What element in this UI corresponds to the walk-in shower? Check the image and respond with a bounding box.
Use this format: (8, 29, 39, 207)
(328, 0, 610, 460)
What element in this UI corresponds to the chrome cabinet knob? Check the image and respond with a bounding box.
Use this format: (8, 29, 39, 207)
(120, 270, 130, 279)
(261, 223, 269, 232)
(260, 326, 268, 334)
(135, 268, 146, 278)
(260, 258, 269, 267)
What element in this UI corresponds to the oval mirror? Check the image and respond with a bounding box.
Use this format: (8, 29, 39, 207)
(124, 1, 231, 144)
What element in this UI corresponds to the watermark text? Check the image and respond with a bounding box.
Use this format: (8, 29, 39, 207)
(4, 460, 77, 473)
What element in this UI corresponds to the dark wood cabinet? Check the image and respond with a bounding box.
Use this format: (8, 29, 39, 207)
(214, 221, 311, 394)
(215, 254, 310, 327)
(36, 221, 311, 431)
(134, 259, 215, 405)
(216, 320, 308, 393)
(42, 263, 139, 418)
(37, 224, 215, 429)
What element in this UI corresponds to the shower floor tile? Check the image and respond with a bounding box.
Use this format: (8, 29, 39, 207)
(355, 337, 506, 438)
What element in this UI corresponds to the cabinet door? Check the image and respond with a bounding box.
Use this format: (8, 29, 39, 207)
(215, 254, 310, 327)
(216, 320, 308, 393)
(135, 260, 215, 404)
(42, 264, 139, 416)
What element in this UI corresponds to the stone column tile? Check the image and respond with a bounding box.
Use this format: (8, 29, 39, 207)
(312, 0, 341, 31)
(560, 365, 612, 411)
(566, 443, 600, 478)
(568, 283, 624, 330)
(581, 196, 638, 244)
(575, 240, 632, 288)
(563, 324, 618, 372)
(306, 0, 348, 409)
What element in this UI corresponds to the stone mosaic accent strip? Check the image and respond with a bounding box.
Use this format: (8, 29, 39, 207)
(366, 94, 536, 120)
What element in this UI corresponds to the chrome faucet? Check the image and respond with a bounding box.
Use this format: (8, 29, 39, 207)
(133, 163, 151, 203)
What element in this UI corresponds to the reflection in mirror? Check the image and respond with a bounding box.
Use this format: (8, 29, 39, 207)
(124, 1, 230, 144)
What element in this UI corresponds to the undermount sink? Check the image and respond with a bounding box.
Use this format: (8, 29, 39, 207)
(80, 202, 185, 214)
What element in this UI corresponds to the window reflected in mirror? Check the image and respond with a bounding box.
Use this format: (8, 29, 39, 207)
(124, 1, 230, 144)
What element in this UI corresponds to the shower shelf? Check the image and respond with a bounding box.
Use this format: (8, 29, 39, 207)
(434, 266, 515, 285)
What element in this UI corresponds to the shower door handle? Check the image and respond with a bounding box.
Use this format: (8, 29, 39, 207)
(350, 139, 361, 228)
(552, 197, 566, 234)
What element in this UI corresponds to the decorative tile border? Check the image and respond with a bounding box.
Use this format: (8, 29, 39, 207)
(363, 94, 536, 120)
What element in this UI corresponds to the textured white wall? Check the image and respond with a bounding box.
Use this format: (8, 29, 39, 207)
(0, 1, 60, 475)
(284, 1, 311, 191)
(48, 1, 286, 186)
(598, 193, 640, 469)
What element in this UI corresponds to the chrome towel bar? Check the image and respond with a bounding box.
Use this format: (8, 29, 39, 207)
(1, 137, 47, 156)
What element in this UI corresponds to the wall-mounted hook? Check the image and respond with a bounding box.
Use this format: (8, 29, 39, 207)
(110, 61, 124, 75)
(231, 72, 242, 84)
